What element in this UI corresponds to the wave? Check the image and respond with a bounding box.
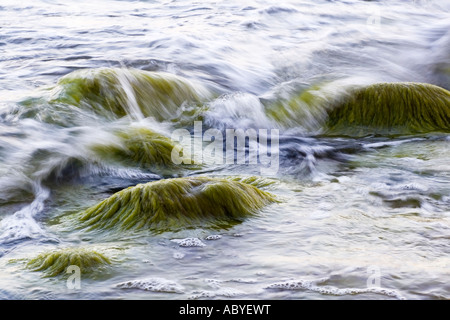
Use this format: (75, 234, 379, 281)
(11, 68, 450, 140)
(0, 183, 50, 244)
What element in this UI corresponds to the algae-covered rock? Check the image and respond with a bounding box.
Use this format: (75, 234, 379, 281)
(325, 82, 450, 137)
(267, 82, 450, 136)
(78, 177, 277, 232)
(264, 84, 330, 131)
(50, 67, 211, 121)
(90, 127, 190, 170)
(226, 176, 278, 189)
(27, 247, 111, 277)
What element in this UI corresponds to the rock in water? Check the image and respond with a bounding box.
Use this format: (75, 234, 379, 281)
(90, 127, 190, 170)
(50, 67, 211, 121)
(27, 247, 111, 277)
(77, 177, 277, 232)
(325, 82, 450, 137)
(264, 84, 330, 131)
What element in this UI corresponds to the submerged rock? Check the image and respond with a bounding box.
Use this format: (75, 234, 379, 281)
(90, 127, 190, 170)
(226, 176, 278, 189)
(27, 247, 111, 277)
(325, 82, 450, 136)
(77, 177, 277, 232)
(268, 82, 450, 136)
(50, 67, 211, 121)
(264, 84, 330, 131)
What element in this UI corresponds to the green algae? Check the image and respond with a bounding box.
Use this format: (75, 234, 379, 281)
(90, 127, 191, 171)
(27, 247, 111, 277)
(267, 82, 450, 137)
(226, 175, 278, 189)
(49, 67, 211, 122)
(77, 176, 277, 232)
(325, 82, 450, 137)
(264, 84, 330, 131)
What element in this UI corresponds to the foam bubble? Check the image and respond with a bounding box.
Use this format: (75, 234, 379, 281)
(116, 277, 184, 293)
(227, 278, 257, 284)
(189, 287, 245, 300)
(266, 279, 405, 299)
(205, 235, 222, 241)
(205, 279, 222, 289)
(171, 238, 206, 247)
(173, 252, 185, 260)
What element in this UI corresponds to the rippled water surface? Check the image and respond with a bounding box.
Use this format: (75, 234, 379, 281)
(0, 0, 449, 300)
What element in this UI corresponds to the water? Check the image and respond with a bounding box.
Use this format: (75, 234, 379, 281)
(0, 0, 450, 300)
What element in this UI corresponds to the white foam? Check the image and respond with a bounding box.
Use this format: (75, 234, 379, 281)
(0, 183, 50, 244)
(205, 235, 222, 241)
(189, 287, 245, 300)
(173, 252, 185, 260)
(266, 279, 405, 300)
(363, 138, 423, 150)
(0, 171, 33, 204)
(205, 92, 274, 130)
(171, 238, 206, 247)
(227, 278, 257, 284)
(205, 277, 257, 286)
(205, 279, 222, 289)
(84, 163, 161, 181)
(116, 277, 184, 293)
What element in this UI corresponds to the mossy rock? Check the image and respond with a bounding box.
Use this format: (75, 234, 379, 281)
(13, 96, 85, 127)
(264, 84, 330, 131)
(77, 177, 277, 232)
(50, 67, 211, 121)
(90, 127, 191, 171)
(27, 247, 111, 277)
(325, 82, 450, 137)
(226, 176, 278, 189)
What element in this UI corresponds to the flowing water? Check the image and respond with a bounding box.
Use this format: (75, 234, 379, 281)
(0, 0, 450, 300)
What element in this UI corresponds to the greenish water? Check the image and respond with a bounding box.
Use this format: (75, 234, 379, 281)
(0, 0, 449, 300)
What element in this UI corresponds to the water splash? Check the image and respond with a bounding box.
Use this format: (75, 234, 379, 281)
(0, 182, 50, 244)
